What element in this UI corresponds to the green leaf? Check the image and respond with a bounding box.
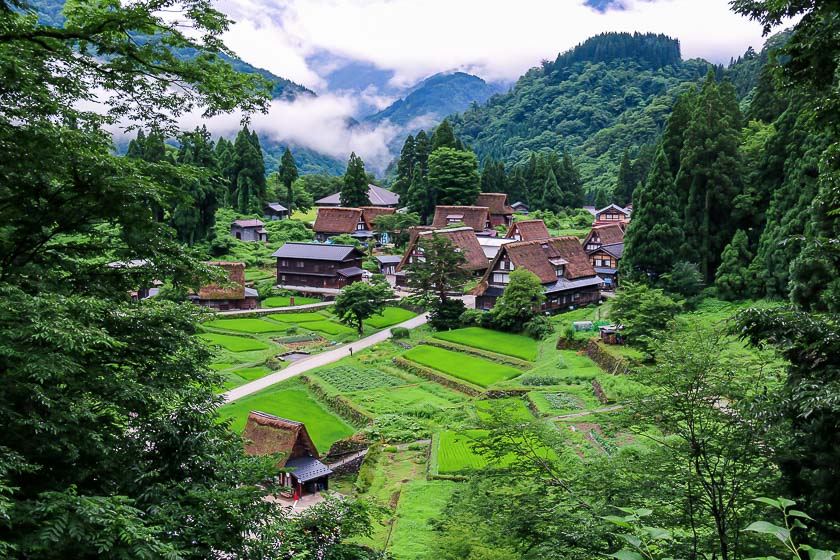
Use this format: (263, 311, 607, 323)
(619, 534, 642, 549)
(800, 545, 836, 560)
(744, 521, 790, 544)
(777, 497, 796, 509)
(788, 509, 814, 520)
(608, 550, 645, 560)
(753, 497, 781, 508)
(642, 526, 672, 540)
(602, 515, 632, 528)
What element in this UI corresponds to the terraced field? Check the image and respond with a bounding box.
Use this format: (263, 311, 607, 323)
(203, 318, 286, 333)
(364, 307, 417, 328)
(433, 327, 539, 361)
(403, 345, 522, 387)
(198, 333, 269, 352)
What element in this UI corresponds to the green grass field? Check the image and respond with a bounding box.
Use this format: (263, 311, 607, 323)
(263, 295, 320, 308)
(244, 268, 274, 281)
(266, 312, 327, 323)
(350, 383, 466, 416)
(219, 380, 353, 451)
(389, 480, 457, 559)
(314, 365, 406, 392)
(204, 318, 286, 334)
(474, 398, 533, 421)
(403, 345, 522, 387)
(198, 333, 269, 352)
(364, 307, 417, 328)
(433, 327, 539, 361)
(222, 365, 274, 389)
(435, 429, 554, 474)
(305, 320, 355, 336)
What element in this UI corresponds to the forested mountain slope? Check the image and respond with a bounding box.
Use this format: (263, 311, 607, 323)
(448, 33, 713, 193)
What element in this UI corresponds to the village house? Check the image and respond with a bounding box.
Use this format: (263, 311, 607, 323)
(505, 219, 551, 242)
(272, 242, 365, 289)
(263, 202, 289, 221)
(395, 227, 489, 288)
(312, 207, 396, 243)
(478, 237, 515, 261)
(315, 184, 400, 208)
(474, 237, 602, 312)
(583, 223, 625, 289)
(511, 201, 529, 214)
(189, 261, 259, 311)
(475, 193, 515, 228)
(242, 411, 332, 499)
(231, 219, 268, 242)
(374, 255, 402, 275)
(593, 203, 631, 226)
(431, 206, 492, 233)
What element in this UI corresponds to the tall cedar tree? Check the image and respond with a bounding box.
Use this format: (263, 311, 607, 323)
(414, 130, 431, 179)
(278, 147, 299, 211)
(393, 134, 416, 198)
(540, 167, 563, 210)
(405, 234, 470, 304)
(480, 158, 507, 193)
(340, 152, 370, 207)
(431, 119, 458, 151)
(676, 72, 742, 282)
(620, 146, 683, 283)
(714, 229, 752, 300)
(232, 126, 267, 213)
(594, 188, 608, 209)
(613, 148, 635, 206)
(427, 148, 481, 207)
(171, 126, 224, 245)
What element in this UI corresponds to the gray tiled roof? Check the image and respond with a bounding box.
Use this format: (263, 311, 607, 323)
(375, 255, 403, 264)
(543, 276, 603, 294)
(265, 202, 288, 213)
(599, 242, 624, 259)
(285, 456, 333, 482)
(336, 266, 364, 277)
(272, 242, 361, 261)
(315, 184, 400, 206)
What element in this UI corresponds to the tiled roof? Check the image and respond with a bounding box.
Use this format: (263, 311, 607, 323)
(397, 227, 488, 272)
(313, 207, 363, 234)
(315, 184, 400, 207)
(375, 255, 403, 264)
(596, 203, 631, 216)
(597, 242, 624, 259)
(284, 456, 333, 482)
(272, 242, 362, 261)
(584, 224, 625, 247)
(336, 266, 364, 277)
(242, 411, 320, 466)
(476, 193, 514, 215)
(505, 220, 551, 241)
(431, 206, 491, 231)
(197, 261, 245, 300)
(265, 203, 288, 213)
(233, 219, 265, 228)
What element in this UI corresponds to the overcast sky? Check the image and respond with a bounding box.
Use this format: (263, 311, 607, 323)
(216, 0, 782, 92)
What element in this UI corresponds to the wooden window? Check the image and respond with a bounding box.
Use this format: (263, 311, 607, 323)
(281, 260, 288, 267)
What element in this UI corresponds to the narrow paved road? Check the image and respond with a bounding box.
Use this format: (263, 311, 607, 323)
(222, 313, 429, 403)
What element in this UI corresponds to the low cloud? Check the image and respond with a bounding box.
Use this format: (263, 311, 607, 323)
(176, 93, 403, 172)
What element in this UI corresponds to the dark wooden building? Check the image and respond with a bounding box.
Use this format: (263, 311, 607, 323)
(583, 224, 625, 289)
(593, 204, 631, 227)
(243, 411, 332, 498)
(511, 201, 529, 214)
(231, 219, 268, 242)
(583, 223, 625, 252)
(475, 237, 602, 313)
(189, 261, 260, 311)
(272, 242, 365, 289)
(505, 219, 551, 242)
(476, 193, 515, 228)
(264, 202, 289, 221)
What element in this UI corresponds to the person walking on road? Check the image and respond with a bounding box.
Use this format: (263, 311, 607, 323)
(349, 347, 353, 356)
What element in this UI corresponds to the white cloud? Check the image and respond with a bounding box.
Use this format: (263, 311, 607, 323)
(177, 93, 402, 171)
(218, 0, 789, 88)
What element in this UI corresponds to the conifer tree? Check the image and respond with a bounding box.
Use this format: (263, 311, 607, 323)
(126, 129, 146, 159)
(540, 168, 563, 210)
(558, 152, 584, 207)
(428, 147, 480, 206)
(620, 146, 683, 283)
(278, 147, 299, 211)
(340, 152, 370, 207)
(431, 119, 457, 151)
(480, 158, 507, 193)
(594, 188, 608, 209)
(231, 126, 266, 213)
(715, 229, 752, 301)
(143, 130, 168, 163)
(613, 148, 635, 206)
(677, 71, 743, 283)
(662, 90, 696, 180)
(414, 130, 431, 179)
(393, 134, 415, 198)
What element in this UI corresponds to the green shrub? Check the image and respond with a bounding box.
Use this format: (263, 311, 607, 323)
(459, 309, 484, 327)
(407, 443, 424, 451)
(564, 325, 577, 340)
(384, 445, 398, 453)
(391, 327, 410, 339)
(362, 414, 428, 444)
(524, 315, 555, 340)
(354, 444, 382, 494)
(285, 327, 297, 335)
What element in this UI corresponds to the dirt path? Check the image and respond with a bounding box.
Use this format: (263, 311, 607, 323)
(222, 313, 429, 403)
